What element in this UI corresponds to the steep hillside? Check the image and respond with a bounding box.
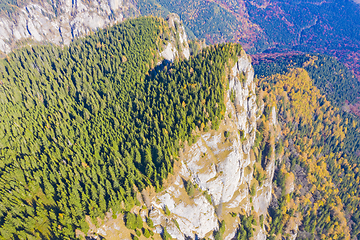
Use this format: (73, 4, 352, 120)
(0, 15, 255, 239)
(80, 38, 360, 240)
(0, 12, 283, 240)
(89, 49, 281, 240)
(257, 67, 360, 239)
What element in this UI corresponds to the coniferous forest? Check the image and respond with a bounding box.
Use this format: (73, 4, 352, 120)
(0, 16, 242, 239)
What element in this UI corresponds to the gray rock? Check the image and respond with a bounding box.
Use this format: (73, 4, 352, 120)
(160, 14, 190, 62)
(0, 0, 135, 53)
(149, 51, 278, 239)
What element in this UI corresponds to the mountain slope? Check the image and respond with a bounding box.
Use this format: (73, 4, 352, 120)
(253, 53, 360, 111)
(136, 0, 360, 80)
(0, 15, 248, 239)
(83, 39, 360, 240)
(88, 48, 279, 240)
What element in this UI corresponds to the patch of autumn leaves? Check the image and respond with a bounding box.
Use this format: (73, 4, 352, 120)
(264, 68, 320, 125)
(259, 68, 352, 239)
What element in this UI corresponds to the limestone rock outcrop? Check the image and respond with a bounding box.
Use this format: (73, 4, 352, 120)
(160, 13, 190, 62)
(142, 51, 277, 239)
(0, 0, 137, 54)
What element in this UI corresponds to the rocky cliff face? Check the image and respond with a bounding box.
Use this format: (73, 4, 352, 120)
(145, 52, 276, 240)
(160, 13, 190, 62)
(0, 0, 137, 54)
(90, 47, 278, 239)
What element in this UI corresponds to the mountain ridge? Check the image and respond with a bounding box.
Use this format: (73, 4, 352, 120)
(0, 15, 256, 239)
(86, 40, 278, 240)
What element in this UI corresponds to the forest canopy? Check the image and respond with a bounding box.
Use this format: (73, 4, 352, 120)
(0, 16, 242, 239)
